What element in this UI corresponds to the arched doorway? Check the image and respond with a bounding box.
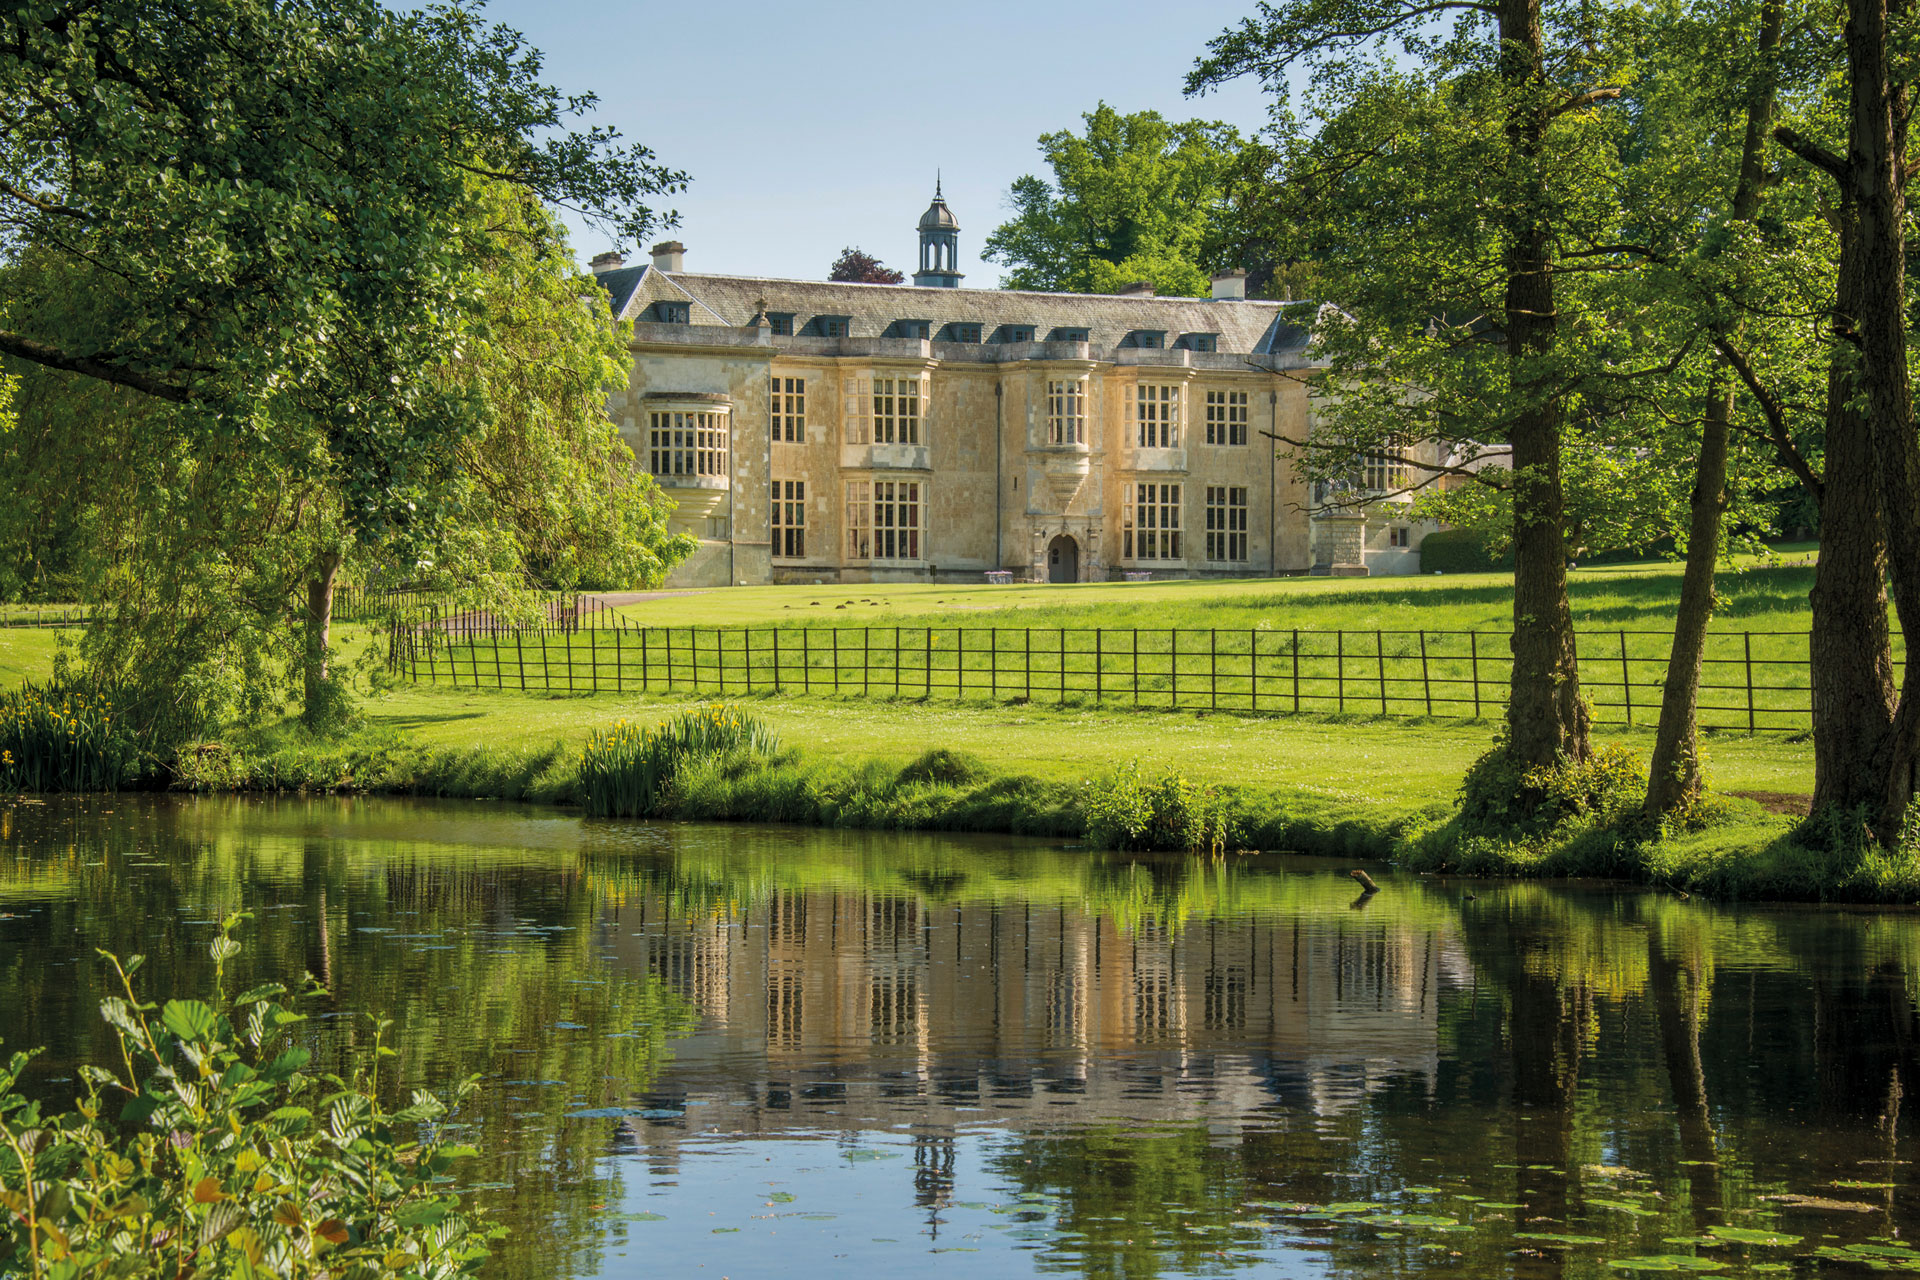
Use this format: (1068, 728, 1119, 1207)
(1047, 535, 1079, 584)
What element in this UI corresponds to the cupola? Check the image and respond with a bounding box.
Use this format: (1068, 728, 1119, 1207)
(913, 177, 964, 289)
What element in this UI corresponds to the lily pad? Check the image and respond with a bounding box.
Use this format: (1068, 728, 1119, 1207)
(1588, 1198, 1659, 1216)
(1606, 1257, 1727, 1273)
(1362, 1214, 1459, 1228)
(767, 1193, 796, 1204)
(1515, 1233, 1608, 1246)
(1707, 1225, 1800, 1247)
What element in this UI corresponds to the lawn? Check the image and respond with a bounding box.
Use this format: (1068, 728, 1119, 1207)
(363, 683, 1815, 803)
(605, 545, 1825, 634)
(0, 626, 63, 687)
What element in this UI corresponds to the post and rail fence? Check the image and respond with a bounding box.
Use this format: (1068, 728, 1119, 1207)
(384, 607, 1834, 734)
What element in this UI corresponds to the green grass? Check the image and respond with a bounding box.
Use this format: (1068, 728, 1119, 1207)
(362, 683, 1811, 800)
(610, 546, 1824, 633)
(0, 626, 62, 686)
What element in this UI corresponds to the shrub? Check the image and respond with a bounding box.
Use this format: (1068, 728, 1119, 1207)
(897, 748, 986, 787)
(579, 705, 779, 818)
(0, 916, 500, 1278)
(1082, 760, 1230, 854)
(1456, 735, 1647, 840)
(1416, 528, 1507, 574)
(0, 680, 139, 792)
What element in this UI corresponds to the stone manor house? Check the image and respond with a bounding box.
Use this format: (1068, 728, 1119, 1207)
(593, 187, 1436, 587)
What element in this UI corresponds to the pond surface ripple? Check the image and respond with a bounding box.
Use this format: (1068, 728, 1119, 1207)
(2, 795, 1916, 1279)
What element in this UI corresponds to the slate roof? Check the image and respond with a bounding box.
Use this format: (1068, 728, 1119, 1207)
(598, 267, 1313, 356)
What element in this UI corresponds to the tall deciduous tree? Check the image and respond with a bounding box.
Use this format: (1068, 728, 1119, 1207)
(1770, 0, 1920, 838)
(1190, 0, 1633, 770)
(983, 104, 1242, 298)
(0, 0, 693, 740)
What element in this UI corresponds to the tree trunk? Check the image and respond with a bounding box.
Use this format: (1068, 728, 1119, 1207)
(1646, 4, 1779, 817)
(1809, 282, 1896, 813)
(1646, 389, 1732, 814)
(1499, 0, 1589, 769)
(302, 550, 343, 727)
(1845, 0, 1920, 839)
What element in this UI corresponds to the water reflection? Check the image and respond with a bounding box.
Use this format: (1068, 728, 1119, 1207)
(3, 796, 1920, 1279)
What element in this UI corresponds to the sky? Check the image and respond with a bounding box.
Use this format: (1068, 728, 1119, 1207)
(478, 0, 1283, 286)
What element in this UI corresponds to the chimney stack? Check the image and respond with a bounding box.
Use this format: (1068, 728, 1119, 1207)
(1116, 280, 1155, 298)
(651, 240, 686, 273)
(1210, 270, 1248, 301)
(589, 250, 626, 274)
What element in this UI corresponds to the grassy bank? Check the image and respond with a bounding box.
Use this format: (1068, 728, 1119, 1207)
(144, 681, 1878, 902)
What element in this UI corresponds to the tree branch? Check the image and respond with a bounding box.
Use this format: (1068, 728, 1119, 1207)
(0, 330, 191, 403)
(1709, 332, 1822, 499)
(0, 181, 89, 220)
(1547, 86, 1625, 118)
(1772, 125, 1846, 180)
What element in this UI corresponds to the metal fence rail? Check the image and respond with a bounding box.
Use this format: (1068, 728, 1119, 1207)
(0, 606, 90, 629)
(388, 618, 1833, 733)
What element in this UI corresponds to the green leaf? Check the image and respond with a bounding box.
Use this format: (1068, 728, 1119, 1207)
(161, 1000, 218, 1043)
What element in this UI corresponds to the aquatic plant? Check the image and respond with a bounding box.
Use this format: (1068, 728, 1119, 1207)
(0, 914, 500, 1278)
(0, 680, 137, 792)
(580, 705, 780, 818)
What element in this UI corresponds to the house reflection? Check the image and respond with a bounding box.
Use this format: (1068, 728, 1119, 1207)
(599, 885, 1459, 1164)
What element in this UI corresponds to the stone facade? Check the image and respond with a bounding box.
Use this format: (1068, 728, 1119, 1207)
(593, 195, 1437, 587)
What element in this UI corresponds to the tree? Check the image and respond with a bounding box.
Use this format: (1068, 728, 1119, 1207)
(1190, 0, 1635, 771)
(1770, 0, 1920, 838)
(983, 105, 1242, 297)
(828, 247, 905, 284)
(0, 0, 693, 741)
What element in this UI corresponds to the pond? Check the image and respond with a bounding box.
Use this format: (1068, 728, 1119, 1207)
(2, 795, 1916, 1279)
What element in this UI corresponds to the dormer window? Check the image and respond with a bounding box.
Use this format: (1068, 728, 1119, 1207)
(768, 313, 795, 336)
(807, 315, 851, 338)
(653, 301, 690, 324)
(1048, 326, 1090, 343)
(990, 324, 1035, 344)
(940, 322, 982, 344)
(1124, 330, 1166, 349)
(889, 319, 932, 340)
(1178, 332, 1218, 352)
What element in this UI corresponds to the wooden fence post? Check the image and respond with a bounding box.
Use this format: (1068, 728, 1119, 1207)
(1095, 629, 1102, 704)
(926, 627, 933, 699)
(990, 628, 998, 700)
(1250, 628, 1258, 713)
(1292, 629, 1300, 713)
(802, 629, 810, 694)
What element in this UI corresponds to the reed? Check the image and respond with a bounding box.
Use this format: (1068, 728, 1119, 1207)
(579, 704, 778, 817)
(0, 680, 137, 791)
